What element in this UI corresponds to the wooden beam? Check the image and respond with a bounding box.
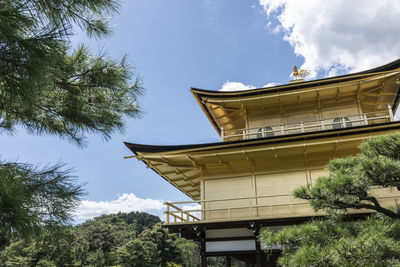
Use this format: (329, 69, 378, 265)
(365, 91, 397, 97)
(362, 100, 393, 106)
(143, 156, 200, 169)
(184, 188, 200, 193)
(187, 155, 200, 167)
(336, 86, 340, 100)
(162, 168, 198, 176)
(207, 102, 240, 112)
(170, 173, 201, 182)
(359, 85, 383, 97)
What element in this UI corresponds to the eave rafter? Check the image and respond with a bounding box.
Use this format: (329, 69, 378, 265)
(187, 155, 200, 167)
(316, 89, 321, 108)
(359, 85, 383, 98)
(207, 102, 240, 112)
(160, 156, 199, 187)
(163, 168, 196, 176)
(365, 91, 398, 97)
(170, 174, 201, 183)
(363, 100, 393, 106)
(214, 153, 232, 170)
(242, 151, 255, 166)
(336, 86, 340, 100)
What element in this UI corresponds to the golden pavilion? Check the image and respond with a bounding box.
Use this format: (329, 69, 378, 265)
(125, 59, 400, 266)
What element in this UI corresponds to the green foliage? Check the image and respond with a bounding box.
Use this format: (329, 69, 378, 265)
(84, 211, 161, 234)
(174, 238, 200, 267)
(118, 239, 157, 267)
(294, 133, 400, 218)
(260, 133, 400, 266)
(0, 162, 83, 248)
(1, 226, 77, 267)
(0, 212, 200, 267)
(73, 212, 161, 266)
(0, 0, 143, 145)
(138, 224, 181, 266)
(0, 0, 144, 252)
(262, 215, 400, 266)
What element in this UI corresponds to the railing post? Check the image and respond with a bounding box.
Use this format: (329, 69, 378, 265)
(250, 196, 254, 217)
(321, 120, 325, 130)
(221, 126, 225, 141)
(300, 122, 304, 132)
(242, 129, 246, 140)
(364, 114, 368, 125)
(388, 104, 394, 122)
(166, 203, 170, 224)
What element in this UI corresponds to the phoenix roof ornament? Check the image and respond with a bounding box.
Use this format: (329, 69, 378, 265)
(292, 66, 310, 80)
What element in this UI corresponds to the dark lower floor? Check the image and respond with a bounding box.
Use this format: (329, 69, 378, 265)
(204, 251, 280, 267)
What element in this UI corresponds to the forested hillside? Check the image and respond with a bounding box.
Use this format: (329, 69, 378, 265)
(0, 212, 200, 266)
(0, 212, 247, 267)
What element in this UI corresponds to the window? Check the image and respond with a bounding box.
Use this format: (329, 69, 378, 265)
(257, 127, 274, 138)
(333, 117, 352, 129)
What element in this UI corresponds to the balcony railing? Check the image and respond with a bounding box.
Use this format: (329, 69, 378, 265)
(165, 194, 301, 224)
(221, 108, 394, 142)
(164, 194, 400, 224)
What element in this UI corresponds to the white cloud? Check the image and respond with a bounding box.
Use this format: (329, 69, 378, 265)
(219, 81, 256, 91)
(263, 82, 279, 87)
(73, 193, 164, 221)
(259, 0, 400, 78)
(219, 81, 278, 91)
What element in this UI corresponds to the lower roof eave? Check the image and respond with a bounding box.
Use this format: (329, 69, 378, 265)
(125, 121, 400, 155)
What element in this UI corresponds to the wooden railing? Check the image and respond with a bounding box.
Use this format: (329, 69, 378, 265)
(165, 201, 201, 223)
(164, 194, 400, 224)
(164, 194, 306, 224)
(221, 107, 394, 141)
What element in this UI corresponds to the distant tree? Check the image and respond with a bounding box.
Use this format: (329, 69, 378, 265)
(138, 224, 181, 267)
(87, 211, 161, 234)
(1, 226, 76, 267)
(118, 239, 157, 267)
(174, 238, 200, 267)
(0, 0, 143, 246)
(260, 133, 400, 266)
(85, 249, 106, 267)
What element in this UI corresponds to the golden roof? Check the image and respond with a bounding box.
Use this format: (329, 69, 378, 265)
(192, 59, 400, 135)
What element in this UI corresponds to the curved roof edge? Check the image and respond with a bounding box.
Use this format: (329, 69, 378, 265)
(124, 121, 400, 155)
(191, 58, 400, 97)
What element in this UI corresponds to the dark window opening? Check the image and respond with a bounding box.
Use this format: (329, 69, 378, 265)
(333, 117, 352, 129)
(257, 127, 274, 138)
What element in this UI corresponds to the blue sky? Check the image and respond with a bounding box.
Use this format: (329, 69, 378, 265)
(2, 0, 400, 221)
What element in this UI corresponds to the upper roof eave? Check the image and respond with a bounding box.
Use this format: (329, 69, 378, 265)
(191, 58, 400, 99)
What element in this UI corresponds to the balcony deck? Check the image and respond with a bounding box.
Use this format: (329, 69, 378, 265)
(221, 108, 394, 142)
